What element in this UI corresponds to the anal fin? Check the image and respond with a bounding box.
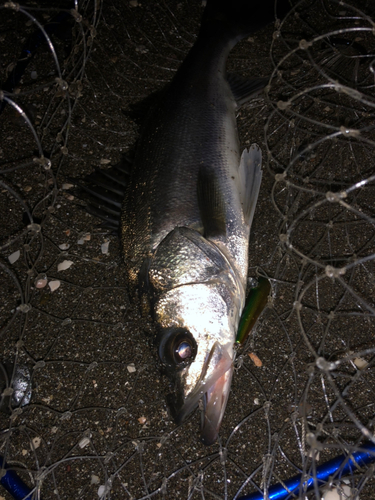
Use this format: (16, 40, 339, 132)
(227, 74, 268, 107)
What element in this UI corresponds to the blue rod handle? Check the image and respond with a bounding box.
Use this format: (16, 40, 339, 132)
(237, 442, 375, 500)
(0, 455, 35, 500)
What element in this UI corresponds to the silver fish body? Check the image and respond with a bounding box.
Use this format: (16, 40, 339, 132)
(121, 0, 286, 444)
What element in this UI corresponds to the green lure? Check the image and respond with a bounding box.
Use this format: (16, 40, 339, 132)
(236, 277, 271, 344)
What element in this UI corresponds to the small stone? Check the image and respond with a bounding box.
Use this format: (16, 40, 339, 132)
(98, 484, 109, 497)
(58, 243, 70, 250)
(78, 233, 91, 244)
(127, 363, 136, 373)
(48, 280, 61, 292)
(58, 260, 73, 271)
(35, 275, 48, 288)
(354, 357, 368, 369)
(322, 483, 352, 500)
(8, 250, 20, 264)
(248, 352, 262, 367)
(31, 437, 41, 450)
(78, 436, 90, 448)
(101, 241, 109, 254)
(138, 416, 146, 424)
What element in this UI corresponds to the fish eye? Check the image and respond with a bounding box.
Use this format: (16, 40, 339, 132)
(175, 341, 192, 362)
(158, 328, 197, 367)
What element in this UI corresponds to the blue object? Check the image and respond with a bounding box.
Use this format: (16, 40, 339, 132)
(0, 455, 35, 500)
(237, 441, 375, 500)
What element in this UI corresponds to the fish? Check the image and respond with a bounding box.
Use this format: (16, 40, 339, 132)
(78, 0, 292, 445)
(119, 0, 292, 445)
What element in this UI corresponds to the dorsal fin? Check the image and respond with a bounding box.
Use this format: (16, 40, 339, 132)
(69, 158, 131, 230)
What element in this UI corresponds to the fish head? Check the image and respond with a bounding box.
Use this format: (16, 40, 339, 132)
(155, 282, 239, 445)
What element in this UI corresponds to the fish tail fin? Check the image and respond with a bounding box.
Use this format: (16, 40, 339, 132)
(201, 0, 292, 41)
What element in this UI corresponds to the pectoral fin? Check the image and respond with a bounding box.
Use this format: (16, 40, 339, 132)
(238, 144, 262, 227)
(197, 165, 227, 238)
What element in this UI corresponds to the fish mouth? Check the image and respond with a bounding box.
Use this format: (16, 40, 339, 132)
(174, 341, 234, 445)
(201, 362, 234, 445)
